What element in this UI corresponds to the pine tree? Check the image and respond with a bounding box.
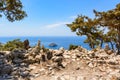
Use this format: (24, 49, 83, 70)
(0, 0, 27, 22)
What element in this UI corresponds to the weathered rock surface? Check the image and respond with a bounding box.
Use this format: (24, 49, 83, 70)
(0, 44, 120, 80)
(23, 39, 30, 50)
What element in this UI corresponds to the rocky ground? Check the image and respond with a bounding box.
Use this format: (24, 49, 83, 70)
(0, 42, 120, 80)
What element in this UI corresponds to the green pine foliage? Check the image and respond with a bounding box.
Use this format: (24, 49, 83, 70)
(0, 0, 27, 22)
(67, 3, 120, 53)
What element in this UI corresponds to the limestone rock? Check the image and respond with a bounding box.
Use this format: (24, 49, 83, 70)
(29, 40, 41, 55)
(88, 62, 94, 68)
(1, 65, 13, 75)
(59, 47, 64, 51)
(52, 56, 63, 63)
(23, 39, 30, 50)
(13, 58, 23, 64)
(63, 54, 70, 59)
(41, 54, 46, 62)
(46, 51, 53, 60)
(29, 65, 37, 70)
(76, 53, 81, 58)
(104, 44, 110, 51)
(12, 49, 26, 59)
(57, 76, 65, 80)
(107, 50, 113, 55)
(55, 51, 63, 56)
(20, 71, 29, 78)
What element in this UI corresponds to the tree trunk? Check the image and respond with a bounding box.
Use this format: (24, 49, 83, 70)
(110, 41, 114, 50)
(100, 39, 103, 48)
(117, 27, 120, 54)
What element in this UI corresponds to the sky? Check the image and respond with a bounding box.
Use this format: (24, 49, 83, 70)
(0, 0, 119, 37)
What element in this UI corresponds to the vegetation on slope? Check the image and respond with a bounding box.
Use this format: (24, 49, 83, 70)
(67, 3, 120, 54)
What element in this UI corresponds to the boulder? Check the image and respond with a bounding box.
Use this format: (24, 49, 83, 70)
(23, 39, 30, 50)
(63, 54, 70, 59)
(13, 58, 23, 64)
(55, 51, 63, 56)
(4, 51, 13, 61)
(35, 55, 41, 63)
(107, 50, 113, 55)
(1, 65, 13, 75)
(76, 53, 82, 58)
(46, 51, 53, 60)
(12, 49, 26, 59)
(52, 56, 63, 63)
(59, 47, 65, 53)
(41, 54, 46, 62)
(20, 71, 29, 78)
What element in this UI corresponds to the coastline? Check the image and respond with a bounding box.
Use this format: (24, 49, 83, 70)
(0, 36, 90, 50)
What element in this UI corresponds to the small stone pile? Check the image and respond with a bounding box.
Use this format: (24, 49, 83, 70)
(0, 51, 12, 76)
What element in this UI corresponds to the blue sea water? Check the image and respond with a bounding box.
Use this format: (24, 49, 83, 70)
(0, 36, 91, 50)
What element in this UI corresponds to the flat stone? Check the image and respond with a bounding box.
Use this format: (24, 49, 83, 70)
(88, 62, 94, 68)
(63, 54, 70, 59)
(20, 71, 29, 77)
(29, 65, 37, 70)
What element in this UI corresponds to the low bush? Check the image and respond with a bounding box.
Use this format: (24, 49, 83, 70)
(69, 44, 78, 50)
(1, 39, 24, 51)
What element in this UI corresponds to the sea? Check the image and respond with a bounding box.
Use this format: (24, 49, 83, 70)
(0, 36, 91, 50)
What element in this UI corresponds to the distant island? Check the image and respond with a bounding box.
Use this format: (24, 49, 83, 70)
(49, 43, 58, 47)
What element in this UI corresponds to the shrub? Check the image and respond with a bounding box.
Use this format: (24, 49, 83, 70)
(0, 42, 3, 50)
(2, 39, 24, 51)
(69, 44, 78, 50)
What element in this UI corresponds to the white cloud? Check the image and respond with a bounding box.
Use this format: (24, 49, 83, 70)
(45, 22, 71, 28)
